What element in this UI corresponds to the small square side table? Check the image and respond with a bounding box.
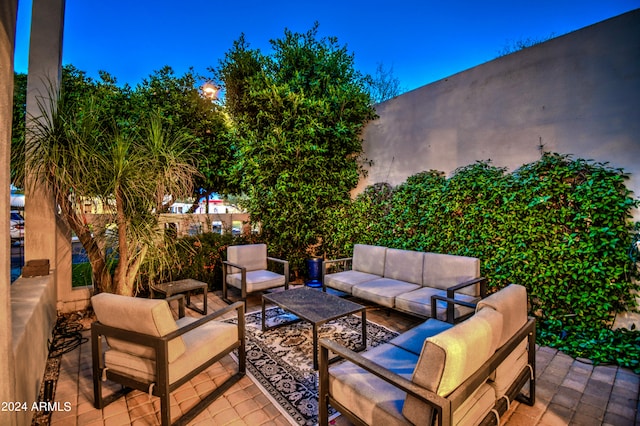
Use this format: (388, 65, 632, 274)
(151, 279, 208, 315)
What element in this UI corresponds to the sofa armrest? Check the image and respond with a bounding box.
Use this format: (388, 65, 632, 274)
(318, 338, 451, 425)
(431, 294, 478, 324)
(445, 276, 487, 298)
(321, 257, 353, 291)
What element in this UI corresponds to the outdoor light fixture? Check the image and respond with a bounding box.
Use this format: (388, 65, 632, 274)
(201, 82, 219, 100)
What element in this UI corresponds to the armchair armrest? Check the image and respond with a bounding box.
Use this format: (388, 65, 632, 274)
(318, 338, 450, 425)
(321, 257, 353, 291)
(166, 301, 245, 339)
(267, 257, 290, 289)
(93, 301, 245, 347)
(223, 260, 247, 274)
(165, 294, 186, 318)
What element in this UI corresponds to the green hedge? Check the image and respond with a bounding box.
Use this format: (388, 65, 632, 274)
(324, 153, 640, 371)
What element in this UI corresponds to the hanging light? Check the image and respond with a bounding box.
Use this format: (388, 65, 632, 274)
(201, 82, 219, 100)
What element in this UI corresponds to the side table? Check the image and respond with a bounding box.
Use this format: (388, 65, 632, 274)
(151, 279, 208, 314)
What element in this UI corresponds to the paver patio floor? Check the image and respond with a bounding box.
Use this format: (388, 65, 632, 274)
(46, 287, 639, 426)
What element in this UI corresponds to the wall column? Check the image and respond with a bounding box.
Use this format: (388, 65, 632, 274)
(24, 0, 67, 290)
(0, 2, 19, 424)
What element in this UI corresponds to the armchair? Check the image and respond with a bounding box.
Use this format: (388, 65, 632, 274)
(223, 243, 289, 301)
(91, 293, 245, 426)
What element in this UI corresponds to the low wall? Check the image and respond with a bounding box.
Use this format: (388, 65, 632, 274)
(11, 274, 57, 426)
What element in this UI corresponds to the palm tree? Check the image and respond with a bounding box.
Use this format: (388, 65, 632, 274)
(25, 88, 198, 296)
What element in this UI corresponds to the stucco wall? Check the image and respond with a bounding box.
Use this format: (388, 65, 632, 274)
(358, 10, 640, 208)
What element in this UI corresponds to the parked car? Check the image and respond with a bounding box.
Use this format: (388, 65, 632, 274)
(10, 211, 24, 241)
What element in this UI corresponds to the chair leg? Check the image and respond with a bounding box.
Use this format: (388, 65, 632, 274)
(91, 329, 104, 409)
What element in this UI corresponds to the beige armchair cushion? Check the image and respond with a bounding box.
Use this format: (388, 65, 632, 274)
(422, 253, 480, 295)
(402, 307, 503, 424)
(352, 244, 387, 276)
(227, 243, 268, 272)
(104, 316, 238, 384)
(383, 248, 424, 285)
(91, 293, 186, 363)
(226, 270, 285, 293)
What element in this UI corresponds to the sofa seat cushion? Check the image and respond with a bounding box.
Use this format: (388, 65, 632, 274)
(388, 319, 453, 356)
(104, 317, 238, 385)
(383, 248, 424, 285)
(324, 270, 382, 293)
(92, 293, 186, 363)
(454, 382, 496, 426)
(402, 308, 503, 425)
(352, 244, 387, 276)
(395, 287, 477, 320)
(328, 344, 418, 426)
(352, 278, 421, 308)
(226, 270, 285, 292)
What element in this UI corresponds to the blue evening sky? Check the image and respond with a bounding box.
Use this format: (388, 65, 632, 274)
(13, 0, 639, 92)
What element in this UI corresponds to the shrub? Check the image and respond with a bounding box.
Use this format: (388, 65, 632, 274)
(325, 153, 640, 371)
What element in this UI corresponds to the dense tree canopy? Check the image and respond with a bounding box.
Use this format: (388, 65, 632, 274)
(11, 65, 234, 294)
(12, 65, 235, 199)
(216, 24, 377, 271)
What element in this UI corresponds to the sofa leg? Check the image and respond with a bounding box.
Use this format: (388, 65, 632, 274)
(159, 391, 171, 426)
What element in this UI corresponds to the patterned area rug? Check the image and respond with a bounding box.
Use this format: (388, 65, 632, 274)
(227, 307, 398, 426)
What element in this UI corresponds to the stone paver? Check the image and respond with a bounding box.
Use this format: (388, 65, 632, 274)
(40, 291, 639, 425)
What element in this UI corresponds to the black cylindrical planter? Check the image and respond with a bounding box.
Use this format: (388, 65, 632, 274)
(305, 257, 323, 288)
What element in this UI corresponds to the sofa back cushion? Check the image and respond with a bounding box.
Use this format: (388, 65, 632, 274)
(383, 248, 424, 285)
(227, 243, 268, 272)
(476, 284, 528, 346)
(92, 293, 186, 363)
(352, 244, 387, 276)
(422, 253, 480, 295)
(402, 307, 502, 424)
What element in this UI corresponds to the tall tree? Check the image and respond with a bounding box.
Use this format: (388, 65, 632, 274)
(217, 24, 377, 272)
(133, 66, 237, 202)
(24, 88, 197, 295)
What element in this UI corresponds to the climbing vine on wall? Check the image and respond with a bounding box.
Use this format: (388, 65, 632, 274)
(324, 153, 640, 370)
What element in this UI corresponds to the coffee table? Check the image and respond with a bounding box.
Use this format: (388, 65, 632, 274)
(261, 286, 366, 370)
(151, 279, 208, 315)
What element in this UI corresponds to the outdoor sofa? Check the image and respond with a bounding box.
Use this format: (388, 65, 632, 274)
(322, 244, 487, 322)
(319, 284, 536, 426)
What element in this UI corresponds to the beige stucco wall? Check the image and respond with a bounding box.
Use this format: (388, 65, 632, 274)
(358, 9, 640, 206)
(358, 9, 640, 328)
(0, 1, 19, 424)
